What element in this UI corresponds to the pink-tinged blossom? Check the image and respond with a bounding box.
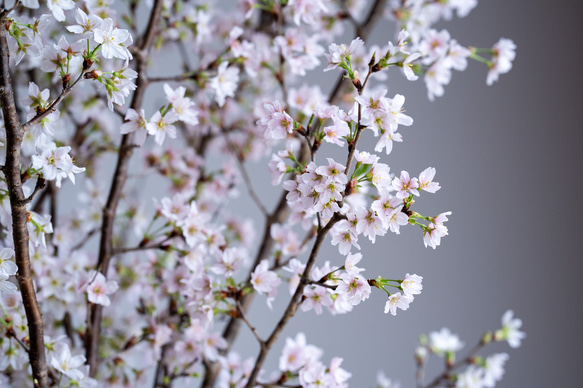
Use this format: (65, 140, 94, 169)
(210, 247, 248, 278)
(482, 353, 509, 387)
(258, 101, 294, 140)
(0, 248, 17, 276)
(85, 271, 119, 307)
(418, 167, 441, 193)
(374, 120, 403, 155)
(401, 273, 423, 297)
(446, 39, 471, 71)
(120, 108, 152, 146)
(148, 110, 179, 145)
(356, 207, 386, 243)
(344, 252, 364, 276)
(450, 0, 478, 17)
(423, 223, 448, 249)
(301, 286, 333, 315)
(251, 259, 281, 309)
(487, 38, 516, 86)
(386, 208, 409, 234)
(430, 327, 464, 353)
(354, 88, 388, 128)
(315, 158, 347, 184)
(0, 273, 17, 296)
(178, 202, 211, 248)
(384, 292, 413, 316)
(371, 163, 392, 193)
(324, 37, 364, 71)
(32, 143, 85, 187)
(419, 29, 451, 64)
(66, 8, 103, 35)
(392, 171, 419, 199)
(47, 0, 75, 22)
(49, 342, 86, 381)
(283, 258, 305, 295)
(425, 59, 452, 101)
(403, 52, 421, 81)
(288, 0, 328, 26)
(323, 115, 350, 146)
(210, 62, 239, 107)
(158, 192, 190, 223)
(102, 67, 138, 111)
(387, 94, 413, 131)
(299, 360, 333, 387)
(288, 84, 326, 116)
(371, 195, 401, 226)
(377, 370, 400, 388)
(268, 152, 288, 185)
(355, 149, 380, 165)
(498, 310, 525, 348)
(336, 273, 371, 306)
(28, 212, 53, 248)
(164, 83, 199, 125)
(330, 220, 360, 255)
(203, 332, 228, 362)
(455, 366, 485, 388)
(40, 36, 84, 74)
(23, 82, 50, 111)
(279, 332, 322, 372)
(329, 357, 352, 386)
(93, 18, 133, 61)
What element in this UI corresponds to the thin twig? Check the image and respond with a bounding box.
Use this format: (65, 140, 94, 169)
(85, 0, 165, 375)
(0, 0, 20, 17)
(236, 300, 265, 347)
(244, 215, 341, 387)
(113, 235, 175, 255)
(423, 340, 486, 388)
(22, 69, 89, 132)
(11, 334, 30, 353)
(70, 228, 97, 252)
(327, 0, 388, 105)
(19, 178, 45, 206)
(221, 128, 268, 216)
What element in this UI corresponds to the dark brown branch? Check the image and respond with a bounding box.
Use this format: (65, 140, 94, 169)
(221, 128, 268, 216)
(84, 0, 165, 375)
(235, 300, 265, 347)
(0, 10, 49, 387)
(244, 215, 340, 387)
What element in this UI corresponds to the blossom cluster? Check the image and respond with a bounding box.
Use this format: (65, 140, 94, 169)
(0, 0, 520, 387)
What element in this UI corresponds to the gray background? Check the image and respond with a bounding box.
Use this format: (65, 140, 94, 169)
(229, 0, 583, 386)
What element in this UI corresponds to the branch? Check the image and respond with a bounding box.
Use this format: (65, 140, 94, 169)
(18, 177, 45, 206)
(327, 0, 388, 105)
(0, 0, 20, 17)
(422, 340, 487, 388)
(244, 215, 341, 387)
(0, 11, 49, 387)
(85, 0, 165, 375)
(235, 300, 265, 347)
(221, 127, 268, 216)
(22, 69, 90, 132)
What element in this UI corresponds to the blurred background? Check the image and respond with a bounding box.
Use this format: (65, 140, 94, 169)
(225, 0, 583, 386)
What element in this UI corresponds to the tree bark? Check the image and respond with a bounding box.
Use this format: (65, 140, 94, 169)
(0, 10, 49, 388)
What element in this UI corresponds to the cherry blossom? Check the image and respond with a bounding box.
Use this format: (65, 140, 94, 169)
(251, 259, 281, 309)
(93, 18, 133, 61)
